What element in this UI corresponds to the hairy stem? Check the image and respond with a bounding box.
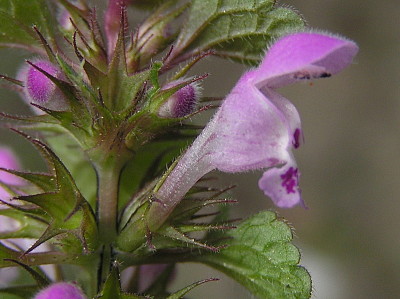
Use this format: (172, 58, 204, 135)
(96, 158, 123, 243)
(91, 149, 131, 289)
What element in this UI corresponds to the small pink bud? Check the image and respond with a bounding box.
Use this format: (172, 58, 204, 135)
(17, 59, 67, 111)
(158, 80, 201, 118)
(33, 282, 87, 299)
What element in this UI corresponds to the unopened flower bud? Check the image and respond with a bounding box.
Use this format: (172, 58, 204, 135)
(17, 59, 67, 111)
(33, 282, 87, 299)
(158, 80, 200, 118)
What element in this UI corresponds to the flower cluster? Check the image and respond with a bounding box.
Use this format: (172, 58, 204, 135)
(0, 0, 358, 298)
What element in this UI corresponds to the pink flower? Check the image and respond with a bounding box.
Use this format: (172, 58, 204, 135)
(17, 59, 67, 112)
(33, 282, 86, 299)
(158, 79, 201, 118)
(148, 32, 358, 227)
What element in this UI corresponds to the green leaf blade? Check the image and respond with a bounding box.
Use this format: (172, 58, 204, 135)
(174, 0, 304, 65)
(197, 211, 312, 298)
(0, 0, 55, 52)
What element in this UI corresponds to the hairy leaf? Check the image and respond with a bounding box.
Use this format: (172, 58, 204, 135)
(0, 0, 55, 52)
(174, 0, 304, 65)
(196, 211, 312, 298)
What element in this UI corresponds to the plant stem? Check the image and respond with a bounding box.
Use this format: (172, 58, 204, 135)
(92, 150, 131, 289)
(96, 158, 123, 244)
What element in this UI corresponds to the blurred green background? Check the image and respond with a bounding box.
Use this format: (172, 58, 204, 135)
(0, 0, 399, 298)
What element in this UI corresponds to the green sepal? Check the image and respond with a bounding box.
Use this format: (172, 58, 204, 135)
(97, 266, 124, 298)
(97, 266, 147, 299)
(54, 55, 103, 118)
(195, 211, 312, 299)
(0, 111, 62, 125)
(45, 134, 97, 206)
(146, 61, 163, 99)
(83, 28, 151, 113)
(167, 185, 236, 223)
(166, 278, 219, 299)
(153, 226, 222, 252)
(117, 183, 234, 253)
(58, 0, 107, 71)
(173, 0, 305, 65)
(0, 242, 19, 267)
(0, 168, 56, 191)
(2, 259, 50, 288)
(0, 207, 47, 240)
(126, 0, 189, 70)
(0, 0, 55, 53)
(106, 13, 135, 111)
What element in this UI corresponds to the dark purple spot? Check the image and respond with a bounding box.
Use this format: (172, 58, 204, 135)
(293, 70, 332, 80)
(318, 72, 331, 78)
(292, 128, 301, 149)
(293, 71, 311, 80)
(280, 167, 299, 194)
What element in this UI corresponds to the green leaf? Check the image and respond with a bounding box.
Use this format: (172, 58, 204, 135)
(196, 211, 312, 298)
(174, 0, 304, 65)
(0, 0, 55, 52)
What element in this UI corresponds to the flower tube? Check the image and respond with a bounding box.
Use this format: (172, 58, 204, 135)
(147, 32, 358, 228)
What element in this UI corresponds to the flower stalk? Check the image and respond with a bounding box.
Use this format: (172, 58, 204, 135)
(90, 149, 132, 286)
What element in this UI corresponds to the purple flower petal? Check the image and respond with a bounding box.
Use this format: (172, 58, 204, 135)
(210, 71, 290, 172)
(256, 32, 359, 89)
(150, 32, 358, 224)
(159, 79, 200, 118)
(258, 158, 303, 208)
(33, 282, 86, 299)
(17, 59, 67, 112)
